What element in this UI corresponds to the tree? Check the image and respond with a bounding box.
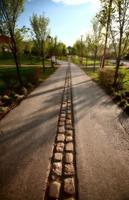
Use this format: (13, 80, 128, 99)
(89, 18, 103, 71)
(0, 0, 25, 86)
(73, 39, 85, 64)
(30, 13, 49, 72)
(56, 42, 67, 57)
(84, 35, 91, 67)
(23, 40, 33, 64)
(67, 46, 75, 55)
(98, 0, 113, 68)
(110, 0, 129, 88)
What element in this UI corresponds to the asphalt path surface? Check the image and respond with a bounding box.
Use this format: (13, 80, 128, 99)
(71, 63, 129, 200)
(0, 61, 129, 200)
(0, 63, 67, 200)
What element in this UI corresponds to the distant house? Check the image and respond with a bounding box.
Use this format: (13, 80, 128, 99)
(0, 35, 11, 52)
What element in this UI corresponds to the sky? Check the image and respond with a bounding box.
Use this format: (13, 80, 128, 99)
(18, 0, 100, 46)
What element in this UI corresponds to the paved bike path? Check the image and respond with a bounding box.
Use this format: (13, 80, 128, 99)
(0, 63, 67, 200)
(1, 61, 129, 200)
(71, 63, 129, 200)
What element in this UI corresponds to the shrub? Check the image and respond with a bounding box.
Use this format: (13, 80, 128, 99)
(99, 69, 125, 92)
(2, 95, 13, 106)
(124, 104, 129, 115)
(1, 72, 18, 89)
(0, 106, 9, 114)
(117, 72, 126, 90)
(118, 99, 127, 108)
(113, 92, 122, 103)
(125, 91, 129, 97)
(99, 69, 115, 93)
(25, 67, 42, 85)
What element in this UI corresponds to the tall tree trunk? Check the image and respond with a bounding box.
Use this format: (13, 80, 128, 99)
(11, 34, 23, 86)
(100, 56, 102, 68)
(101, 0, 113, 69)
(42, 56, 45, 72)
(113, 57, 120, 88)
(94, 48, 97, 71)
(51, 59, 54, 68)
(42, 41, 45, 72)
(86, 56, 88, 68)
(113, 31, 122, 89)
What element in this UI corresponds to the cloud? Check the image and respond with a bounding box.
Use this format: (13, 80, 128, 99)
(51, 0, 100, 6)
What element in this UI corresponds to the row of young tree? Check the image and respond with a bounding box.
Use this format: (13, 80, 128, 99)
(0, 0, 67, 87)
(73, 0, 129, 89)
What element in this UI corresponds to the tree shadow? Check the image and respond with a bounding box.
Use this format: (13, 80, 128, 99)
(0, 65, 66, 194)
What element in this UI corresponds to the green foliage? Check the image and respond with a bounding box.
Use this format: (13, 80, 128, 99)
(99, 69, 125, 92)
(0, 0, 26, 85)
(30, 13, 49, 54)
(124, 103, 129, 115)
(73, 40, 86, 57)
(119, 99, 127, 108)
(0, 0, 25, 35)
(113, 92, 122, 102)
(30, 13, 49, 70)
(0, 66, 57, 95)
(0, 0, 26, 51)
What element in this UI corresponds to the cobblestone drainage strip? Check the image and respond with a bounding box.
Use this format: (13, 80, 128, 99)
(44, 66, 78, 200)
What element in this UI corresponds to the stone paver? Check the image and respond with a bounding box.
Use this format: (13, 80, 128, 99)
(57, 134, 65, 142)
(49, 181, 61, 198)
(54, 153, 63, 161)
(64, 164, 75, 176)
(64, 178, 75, 195)
(66, 142, 74, 152)
(56, 142, 64, 152)
(52, 162, 62, 177)
(65, 153, 73, 163)
(58, 126, 65, 133)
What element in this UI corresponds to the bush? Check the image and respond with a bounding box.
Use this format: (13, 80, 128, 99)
(2, 95, 13, 106)
(24, 67, 42, 85)
(1, 67, 42, 91)
(124, 104, 129, 115)
(0, 106, 9, 114)
(118, 99, 127, 108)
(117, 72, 126, 90)
(113, 92, 122, 103)
(99, 69, 125, 92)
(99, 69, 115, 93)
(1, 72, 18, 89)
(125, 91, 129, 97)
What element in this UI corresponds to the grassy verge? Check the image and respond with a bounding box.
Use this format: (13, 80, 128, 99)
(58, 56, 68, 61)
(71, 56, 113, 67)
(72, 58, 129, 115)
(0, 65, 57, 118)
(82, 66, 129, 91)
(0, 53, 51, 65)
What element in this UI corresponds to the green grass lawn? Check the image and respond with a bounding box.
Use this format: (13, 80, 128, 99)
(72, 56, 100, 66)
(82, 65, 129, 115)
(71, 56, 112, 67)
(0, 54, 51, 65)
(58, 56, 68, 61)
(83, 67, 100, 82)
